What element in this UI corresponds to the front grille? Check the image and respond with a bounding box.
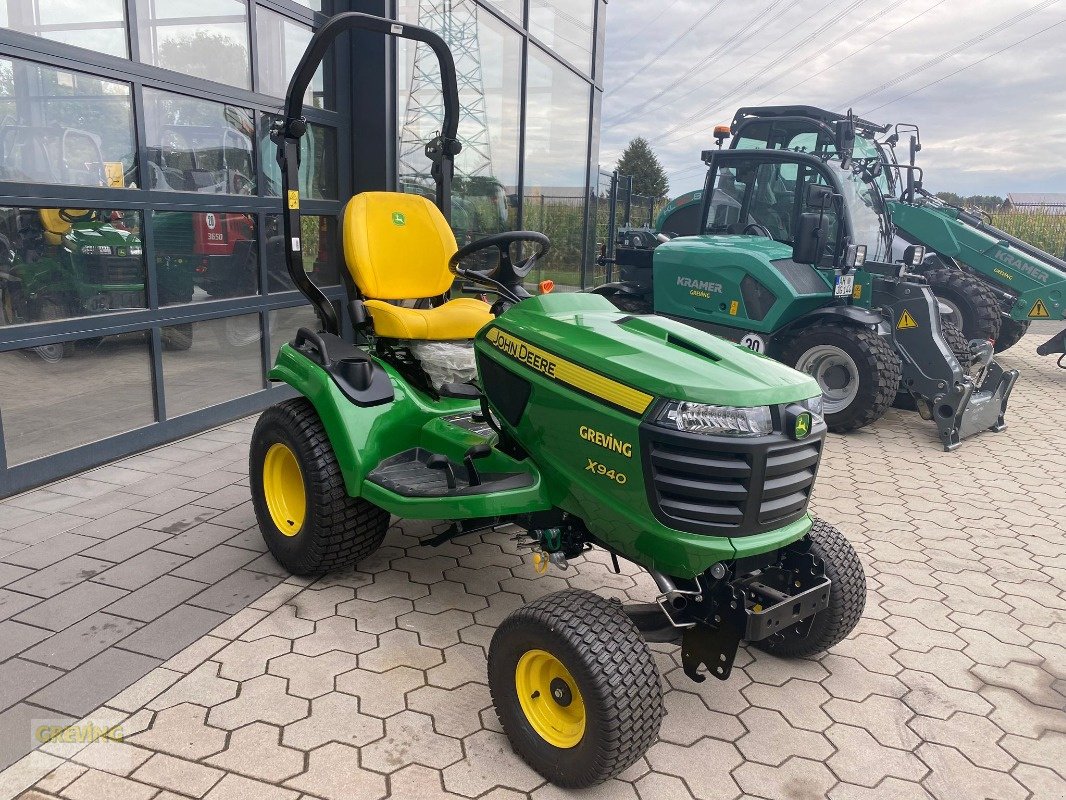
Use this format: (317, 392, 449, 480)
(82, 255, 144, 285)
(641, 418, 823, 537)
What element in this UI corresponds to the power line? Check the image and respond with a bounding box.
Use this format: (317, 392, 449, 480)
(604, 0, 791, 128)
(862, 15, 1066, 114)
(756, 0, 952, 105)
(650, 0, 871, 146)
(609, 0, 684, 52)
(843, 0, 1060, 107)
(605, 0, 726, 97)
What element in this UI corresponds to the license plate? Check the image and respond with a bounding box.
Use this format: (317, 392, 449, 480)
(834, 275, 855, 298)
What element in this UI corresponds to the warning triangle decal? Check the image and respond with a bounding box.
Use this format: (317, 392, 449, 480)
(1029, 299, 1051, 319)
(897, 310, 919, 330)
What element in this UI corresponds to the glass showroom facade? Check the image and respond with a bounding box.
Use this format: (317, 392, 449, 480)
(0, 0, 605, 497)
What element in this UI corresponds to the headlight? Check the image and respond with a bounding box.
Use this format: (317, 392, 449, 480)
(81, 245, 113, 255)
(656, 401, 773, 437)
(803, 395, 824, 424)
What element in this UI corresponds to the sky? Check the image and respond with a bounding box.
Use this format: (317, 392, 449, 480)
(599, 0, 1066, 200)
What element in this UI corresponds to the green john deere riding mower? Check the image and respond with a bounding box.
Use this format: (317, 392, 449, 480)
(594, 126, 1018, 450)
(727, 105, 1066, 361)
(250, 13, 867, 788)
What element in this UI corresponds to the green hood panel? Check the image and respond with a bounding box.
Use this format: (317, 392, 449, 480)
(662, 234, 795, 261)
(495, 293, 820, 408)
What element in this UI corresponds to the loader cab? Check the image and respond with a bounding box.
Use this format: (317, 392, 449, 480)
(698, 149, 890, 268)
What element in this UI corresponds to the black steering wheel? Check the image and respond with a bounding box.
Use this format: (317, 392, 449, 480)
(448, 231, 551, 302)
(743, 223, 773, 238)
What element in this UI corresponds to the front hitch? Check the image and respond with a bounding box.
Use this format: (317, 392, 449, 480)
(1036, 325, 1066, 363)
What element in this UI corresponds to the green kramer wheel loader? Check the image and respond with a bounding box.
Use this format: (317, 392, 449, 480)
(727, 106, 1066, 361)
(251, 12, 867, 788)
(594, 132, 1017, 450)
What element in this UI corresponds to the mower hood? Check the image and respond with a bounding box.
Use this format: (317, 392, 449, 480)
(489, 293, 819, 408)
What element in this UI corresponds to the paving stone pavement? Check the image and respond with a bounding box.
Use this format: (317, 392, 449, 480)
(0, 325, 1064, 800)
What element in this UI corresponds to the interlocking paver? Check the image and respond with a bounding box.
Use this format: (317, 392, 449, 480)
(281, 691, 382, 750)
(204, 722, 304, 784)
(207, 674, 308, 731)
(284, 742, 388, 800)
(128, 704, 227, 761)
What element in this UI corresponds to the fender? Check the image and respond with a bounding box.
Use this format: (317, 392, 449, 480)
(784, 305, 883, 331)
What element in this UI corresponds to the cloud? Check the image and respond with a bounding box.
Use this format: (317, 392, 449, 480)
(599, 0, 1066, 197)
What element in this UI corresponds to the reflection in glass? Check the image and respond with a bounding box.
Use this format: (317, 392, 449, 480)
(0, 0, 128, 59)
(162, 313, 264, 417)
(143, 89, 256, 195)
(522, 47, 591, 288)
(256, 8, 328, 109)
(152, 211, 258, 305)
(0, 206, 146, 332)
(269, 304, 320, 364)
(529, 0, 594, 73)
(397, 0, 521, 243)
(259, 117, 336, 200)
(0, 58, 135, 187)
(0, 334, 155, 464)
(481, 0, 522, 23)
(136, 0, 251, 89)
(265, 215, 340, 292)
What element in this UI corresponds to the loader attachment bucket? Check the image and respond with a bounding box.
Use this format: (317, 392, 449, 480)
(876, 276, 1018, 451)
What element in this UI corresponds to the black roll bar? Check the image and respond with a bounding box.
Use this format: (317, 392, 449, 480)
(272, 12, 463, 335)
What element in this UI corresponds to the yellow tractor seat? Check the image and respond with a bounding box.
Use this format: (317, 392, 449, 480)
(342, 191, 494, 340)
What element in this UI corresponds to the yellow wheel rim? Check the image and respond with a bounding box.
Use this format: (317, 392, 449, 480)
(263, 443, 306, 537)
(515, 649, 586, 749)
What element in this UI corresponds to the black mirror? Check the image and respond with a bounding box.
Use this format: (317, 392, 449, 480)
(835, 118, 856, 166)
(793, 212, 827, 265)
(806, 183, 833, 209)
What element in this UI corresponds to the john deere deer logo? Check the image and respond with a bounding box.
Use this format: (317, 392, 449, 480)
(794, 412, 812, 440)
(392, 212, 406, 227)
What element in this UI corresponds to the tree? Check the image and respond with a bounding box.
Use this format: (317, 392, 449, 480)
(617, 137, 669, 199)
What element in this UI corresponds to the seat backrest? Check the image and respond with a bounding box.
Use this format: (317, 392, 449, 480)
(342, 192, 457, 300)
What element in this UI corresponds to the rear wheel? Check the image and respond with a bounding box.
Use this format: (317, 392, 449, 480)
(754, 518, 865, 658)
(779, 321, 901, 432)
(33, 299, 74, 363)
(994, 317, 1031, 353)
(489, 589, 663, 789)
(250, 398, 390, 575)
(923, 267, 1002, 343)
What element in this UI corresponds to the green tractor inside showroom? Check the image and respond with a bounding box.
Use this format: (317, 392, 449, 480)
(726, 105, 1066, 360)
(594, 119, 1018, 449)
(250, 12, 867, 789)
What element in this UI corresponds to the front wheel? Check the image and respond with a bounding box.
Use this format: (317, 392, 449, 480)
(779, 321, 901, 432)
(754, 518, 866, 658)
(488, 589, 664, 788)
(250, 398, 390, 575)
(994, 317, 1031, 353)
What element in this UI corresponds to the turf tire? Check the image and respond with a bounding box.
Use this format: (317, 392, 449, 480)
(488, 589, 663, 788)
(923, 267, 1002, 343)
(754, 518, 866, 658)
(250, 398, 389, 575)
(779, 321, 901, 433)
(994, 317, 1031, 353)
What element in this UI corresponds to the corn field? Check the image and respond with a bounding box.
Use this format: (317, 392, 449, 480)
(989, 209, 1066, 259)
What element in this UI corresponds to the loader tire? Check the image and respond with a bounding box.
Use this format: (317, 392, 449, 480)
(994, 318, 1031, 353)
(923, 267, 1002, 343)
(604, 293, 652, 314)
(489, 589, 663, 788)
(754, 518, 866, 658)
(250, 398, 390, 575)
(780, 321, 901, 433)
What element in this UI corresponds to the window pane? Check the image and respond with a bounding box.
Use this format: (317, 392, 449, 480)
(528, 0, 594, 73)
(259, 116, 337, 200)
(0, 58, 135, 188)
(481, 0, 522, 23)
(143, 89, 256, 195)
(161, 314, 263, 417)
(522, 47, 590, 289)
(265, 215, 340, 292)
(256, 7, 329, 109)
(0, 334, 154, 464)
(0, 206, 146, 328)
(269, 304, 319, 363)
(136, 0, 251, 90)
(397, 1, 522, 240)
(0, 0, 128, 59)
(152, 211, 258, 305)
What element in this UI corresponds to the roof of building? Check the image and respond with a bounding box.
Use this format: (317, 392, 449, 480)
(1005, 192, 1066, 206)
